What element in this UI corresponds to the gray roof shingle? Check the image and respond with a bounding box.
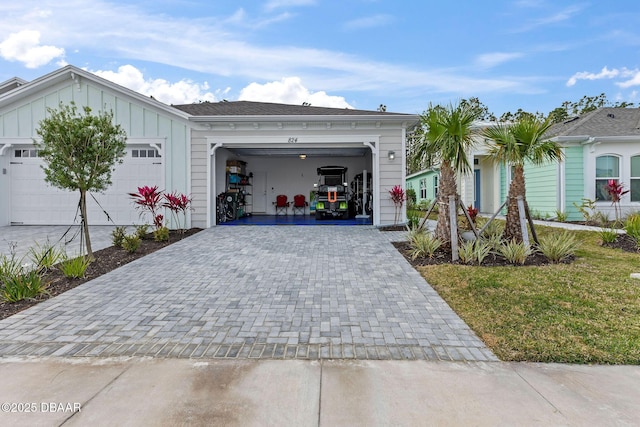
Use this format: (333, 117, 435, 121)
(546, 107, 640, 138)
(171, 100, 411, 117)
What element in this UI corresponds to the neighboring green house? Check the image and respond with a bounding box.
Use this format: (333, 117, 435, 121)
(407, 108, 640, 221)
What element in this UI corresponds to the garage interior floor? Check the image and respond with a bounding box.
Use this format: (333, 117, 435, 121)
(220, 214, 373, 226)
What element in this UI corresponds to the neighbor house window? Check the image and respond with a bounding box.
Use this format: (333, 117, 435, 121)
(433, 176, 439, 197)
(419, 178, 427, 199)
(632, 155, 640, 202)
(595, 155, 620, 201)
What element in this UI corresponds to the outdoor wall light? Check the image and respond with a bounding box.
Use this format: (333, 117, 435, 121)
(388, 150, 395, 160)
(299, 154, 307, 160)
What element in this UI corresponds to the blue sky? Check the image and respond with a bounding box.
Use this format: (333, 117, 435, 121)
(0, 0, 639, 116)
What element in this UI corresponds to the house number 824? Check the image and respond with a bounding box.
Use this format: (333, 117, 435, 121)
(288, 137, 298, 143)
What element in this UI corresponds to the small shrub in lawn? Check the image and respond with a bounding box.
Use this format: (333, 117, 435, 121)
(60, 256, 91, 279)
(409, 233, 442, 260)
(153, 226, 170, 242)
(537, 231, 580, 263)
(1, 269, 48, 303)
(28, 240, 64, 272)
(122, 234, 141, 253)
(111, 226, 127, 247)
(624, 213, 640, 243)
(599, 228, 619, 244)
(499, 240, 532, 265)
(135, 224, 150, 240)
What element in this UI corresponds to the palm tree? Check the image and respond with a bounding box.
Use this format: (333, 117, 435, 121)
(482, 117, 563, 243)
(414, 102, 480, 249)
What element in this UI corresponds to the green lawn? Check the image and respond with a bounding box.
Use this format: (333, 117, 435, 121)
(417, 228, 640, 364)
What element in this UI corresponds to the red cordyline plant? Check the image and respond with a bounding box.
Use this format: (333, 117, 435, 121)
(389, 185, 406, 225)
(604, 179, 629, 222)
(129, 185, 164, 229)
(163, 191, 192, 234)
(467, 205, 479, 223)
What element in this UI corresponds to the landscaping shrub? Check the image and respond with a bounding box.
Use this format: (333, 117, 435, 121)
(122, 234, 141, 253)
(60, 256, 91, 279)
(135, 224, 150, 240)
(407, 209, 421, 229)
(499, 240, 532, 265)
(111, 226, 127, 247)
(458, 240, 491, 265)
(409, 233, 442, 259)
(598, 228, 618, 244)
(0, 253, 23, 279)
(537, 231, 580, 263)
(624, 213, 640, 244)
(554, 210, 568, 223)
(28, 240, 64, 273)
(153, 226, 170, 242)
(1, 270, 48, 303)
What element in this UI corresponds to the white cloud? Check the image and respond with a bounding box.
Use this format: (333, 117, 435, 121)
(0, 30, 64, 68)
(238, 77, 352, 108)
(343, 14, 393, 31)
(91, 65, 218, 105)
(616, 70, 640, 89)
(264, 0, 315, 11)
(475, 52, 524, 69)
(566, 66, 639, 87)
(513, 5, 584, 33)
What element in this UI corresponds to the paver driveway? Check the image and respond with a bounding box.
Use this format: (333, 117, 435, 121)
(0, 226, 496, 361)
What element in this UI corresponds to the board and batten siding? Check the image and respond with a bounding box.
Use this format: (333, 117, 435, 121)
(0, 77, 190, 227)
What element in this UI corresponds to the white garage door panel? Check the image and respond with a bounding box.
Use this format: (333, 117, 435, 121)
(10, 147, 163, 225)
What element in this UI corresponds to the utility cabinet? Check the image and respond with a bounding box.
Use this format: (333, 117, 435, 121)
(225, 160, 252, 219)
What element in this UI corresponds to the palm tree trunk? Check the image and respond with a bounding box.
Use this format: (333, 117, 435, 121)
(79, 189, 94, 259)
(503, 165, 526, 243)
(435, 162, 458, 250)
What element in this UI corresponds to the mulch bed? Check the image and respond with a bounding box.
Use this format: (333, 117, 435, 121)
(0, 228, 201, 321)
(602, 234, 640, 253)
(388, 229, 638, 268)
(391, 241, 560, 267)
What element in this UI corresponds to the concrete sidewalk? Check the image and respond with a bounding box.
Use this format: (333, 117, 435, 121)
(0, 357, 638, 426)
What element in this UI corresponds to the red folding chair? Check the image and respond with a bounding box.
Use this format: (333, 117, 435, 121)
(291, 194, 308, 215)
(273, 194, 289, 215)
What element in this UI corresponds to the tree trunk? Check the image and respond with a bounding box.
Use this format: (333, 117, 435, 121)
(79, 189, 94, 259)
(503, 165, 526, 243)
(435, 162, 458, 251)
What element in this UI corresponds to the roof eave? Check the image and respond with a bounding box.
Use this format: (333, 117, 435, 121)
(189, 114, 420, 125)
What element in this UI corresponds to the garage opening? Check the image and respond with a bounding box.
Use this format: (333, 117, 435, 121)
(212, 145, 374, 226)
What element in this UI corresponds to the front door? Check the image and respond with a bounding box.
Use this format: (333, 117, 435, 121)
(251, 171, 267, 213)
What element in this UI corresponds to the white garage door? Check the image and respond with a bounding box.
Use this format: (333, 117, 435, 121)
(10, 146, 163, 225)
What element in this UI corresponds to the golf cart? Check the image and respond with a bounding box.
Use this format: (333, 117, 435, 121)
(314, 166, 350, 220)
